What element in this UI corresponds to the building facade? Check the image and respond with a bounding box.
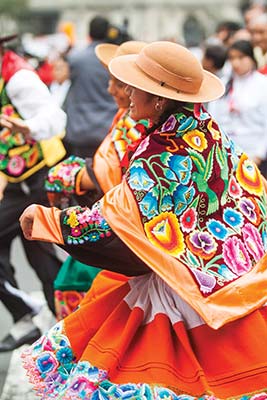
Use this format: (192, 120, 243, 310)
(28, 0, 243, 45)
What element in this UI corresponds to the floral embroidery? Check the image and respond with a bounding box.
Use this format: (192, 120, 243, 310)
(236, 154, 263, 196)
(144, 212, 185, 257)
(242, 223, 265, 261)
(128, 166, 155, 191)
(206, 219, 229, 240)
(21, 320, 267, 399)
(161, 114, 177, 132)
(62, 202, 113, 245)
(45, 155, 85, 194)
(186, 230, 217, 260)
(0, 83, 44, 180)
(183, 129, 208, 152)
(23, 322, 236, 399)
(180, 208, 197, 233)
(111, 113, 150, 166)
(223, 208, 244, 230)
(228, 176, 243, 198)
(207, 119, 221, 140)
(222, 236, 252, 276)
(126, 106, 267, 295)
(239, 197, 261, 225)
(191, 269, 217, 293)
(7, 155, 25, 176)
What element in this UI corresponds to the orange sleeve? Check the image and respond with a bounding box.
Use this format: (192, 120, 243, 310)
(31, 205, 64, 244)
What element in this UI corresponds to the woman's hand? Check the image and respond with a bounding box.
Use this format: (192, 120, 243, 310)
(19, 204, 37, 240)
(0, 115, 31, 137)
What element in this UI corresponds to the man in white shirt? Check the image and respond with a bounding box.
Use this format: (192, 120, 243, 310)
(0, 34, 67, 352)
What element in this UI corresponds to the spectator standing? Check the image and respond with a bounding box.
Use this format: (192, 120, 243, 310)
(63, 16, 117, 158)
(208, 40, 267, 173)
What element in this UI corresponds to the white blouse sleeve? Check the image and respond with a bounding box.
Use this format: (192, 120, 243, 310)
(5, 69, 67, 140)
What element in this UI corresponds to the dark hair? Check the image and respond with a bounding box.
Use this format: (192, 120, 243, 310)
(89, 16, 110, 40)
(228, 39, 257, 66)
(203, 45, 228, 69)
(216, 20, 242, 34)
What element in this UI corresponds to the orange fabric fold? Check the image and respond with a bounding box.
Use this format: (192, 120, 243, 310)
(102, 180, 267, 330)
(93, 109, 125, 192)
(32, 205, 64, 244)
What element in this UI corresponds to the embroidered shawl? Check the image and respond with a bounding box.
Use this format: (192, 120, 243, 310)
(101, 103, 267, 328)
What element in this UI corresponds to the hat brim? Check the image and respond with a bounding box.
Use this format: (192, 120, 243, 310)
(109, 54, 225, 103)
(95, 43, 118, 68)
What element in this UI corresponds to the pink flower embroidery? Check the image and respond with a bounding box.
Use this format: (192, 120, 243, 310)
(242, 223, 264, 262)
(71, 227, 82, 237)
(7, 155, 25, 176)
(133, 136, 150, 157)
(222, 236, 252, 276)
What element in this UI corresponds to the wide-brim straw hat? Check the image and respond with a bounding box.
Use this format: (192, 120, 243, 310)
(109, 41, 225, 103)
(95, 40, 147, 68)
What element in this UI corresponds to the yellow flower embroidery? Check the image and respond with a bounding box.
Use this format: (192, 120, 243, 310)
(67, 211, 79, 228)
(144, 212, 185, 257)
(236, 154, 263, 196)
(183, 129, 208, 152)
(207, 119, 221, 140)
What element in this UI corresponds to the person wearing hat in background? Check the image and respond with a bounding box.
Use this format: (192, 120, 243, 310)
(44, 40, 147, 320)
(62, 15, 117, 159)
(20, 41, 267, 398)
(0, 33, 66, 352)
(207, 39, 267, 176)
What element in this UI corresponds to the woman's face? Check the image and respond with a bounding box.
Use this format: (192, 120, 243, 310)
(127, 86, 158, 121)
(108, 76, 130, 109)
(228, 48, 255, 76)
(53, 58, 70, 84)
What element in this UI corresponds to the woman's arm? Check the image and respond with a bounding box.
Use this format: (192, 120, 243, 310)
(19, 202, 150, 276)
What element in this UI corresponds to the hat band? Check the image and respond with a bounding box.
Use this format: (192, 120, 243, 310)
(136, 52, 202, 94)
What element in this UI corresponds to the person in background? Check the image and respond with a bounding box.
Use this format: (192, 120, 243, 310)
(49, 56, 71, 108)
(63, 15, 117, 158)
(207, 39, 267, 173)
(207, 20, 243, 47)
(248, 12, 267, 67)
(202, 44, 228, 79)
(20, 41, 267, 398)
(0, 33, 66, 352)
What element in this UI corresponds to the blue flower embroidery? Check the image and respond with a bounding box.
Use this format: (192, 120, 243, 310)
(173, 185, 195, 216)
(223, 207, 244, 229)
(161, 194, 173, 212)
(139, 192, 159, 219)
(128, 166, 155, 191)
(56, 347, 74, 364)
(207, 219, 229, 240)
(167, 155, 192, 184)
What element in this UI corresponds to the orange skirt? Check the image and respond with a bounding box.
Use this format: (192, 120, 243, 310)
(22, 271, 267, 399)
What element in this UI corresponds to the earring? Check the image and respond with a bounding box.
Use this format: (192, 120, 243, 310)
(155, 102, 162, 111)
